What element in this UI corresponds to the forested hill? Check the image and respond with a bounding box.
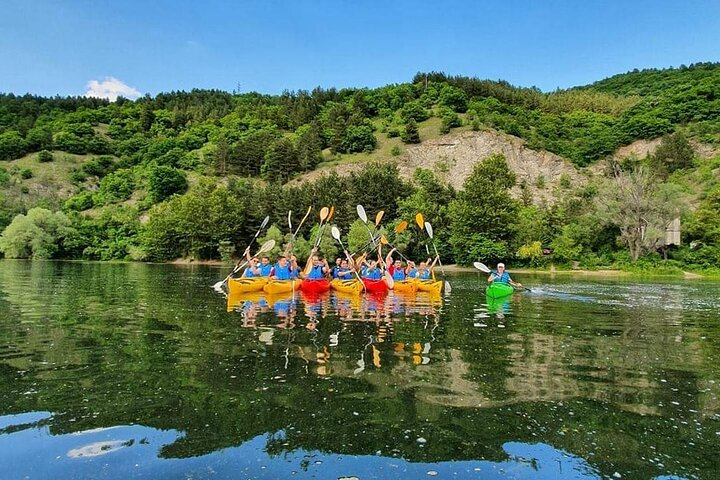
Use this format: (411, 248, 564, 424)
(0, 63, 719, 270)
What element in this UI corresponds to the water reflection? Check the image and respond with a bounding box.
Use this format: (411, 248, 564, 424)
(2, 411, 611, 479)
(1, 262, 719, 479)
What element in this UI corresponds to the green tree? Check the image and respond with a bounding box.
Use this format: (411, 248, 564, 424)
(262, 137, 298, 182)
(0, 207, 74, 258)
(449, 154, 518, 265)
(147, 165, 188, 203)
(652, 131, 695, 176)
(401, 118, 421, 144)
(0, 130, 28, 160)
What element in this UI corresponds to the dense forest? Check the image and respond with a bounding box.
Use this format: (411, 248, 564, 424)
(0, 62, 719, 272)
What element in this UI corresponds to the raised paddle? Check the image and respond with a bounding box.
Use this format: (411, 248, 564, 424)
(375, 210, 384, 227)
(424, 221, 451, 294)
(357, 204, 378, 248)
(213, 239, 276, 291)
(312, 206, 330, 248)
(331, 226, 366, 289)
(212, 215, 270, 290)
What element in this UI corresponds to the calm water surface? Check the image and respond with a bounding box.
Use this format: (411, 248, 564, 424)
(0, 261, 718, 479)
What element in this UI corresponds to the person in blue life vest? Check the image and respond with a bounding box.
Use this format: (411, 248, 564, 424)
(257, 256, 273, 277)
(361, 258, 383, 280)
(303, 247, 330, 280)
(384, 248, 407, 281)
(406, 260, 418, 278)
(270, 256, 298, 280)
(242, 257, 260, 277)
(415, 256, 438, 280)
(488, 262, 523, 288)
(332, 257, 343, 278)
(334, 258, 353, 279)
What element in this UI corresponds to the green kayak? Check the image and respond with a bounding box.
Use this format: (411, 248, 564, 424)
(485, 282, 514, 299)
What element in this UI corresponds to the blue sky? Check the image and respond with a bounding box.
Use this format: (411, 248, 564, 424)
(1, 0, 719, 99)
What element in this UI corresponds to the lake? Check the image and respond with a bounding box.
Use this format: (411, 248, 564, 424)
(0, 261, 718, 479)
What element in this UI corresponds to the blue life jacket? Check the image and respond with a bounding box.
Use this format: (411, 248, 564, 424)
(307, 264, 325, 280)
(363, 268, 382, 280)
(335, 267, 352, 279)
(243, 266, 256, 278)
(492, 271, 511, 284)
(418, 269, 431, 280)
(406, 268, 417, 278)
(274, 264, 296, 280)
(391, 266, 406, 281)
(258, 264, 273, 277)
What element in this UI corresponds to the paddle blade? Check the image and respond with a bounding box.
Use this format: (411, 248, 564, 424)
(260, 215, 270, 229)
(444, 281, 452, 294)
(425, 221, 434, 239)
(380, 235, 389, 245)
(319, 206, 330, 221)
(415, 213, 424, 230)
(473, 262, 491, 273)
(328, 205, 335, 221)
(287, 210, 292, 230)
(356, 204, 368, 223)
(331, 226, 341, 241)
(375, 210, 384, 226)
(257, 239, 276, 254)
(395, 220, 408, 234)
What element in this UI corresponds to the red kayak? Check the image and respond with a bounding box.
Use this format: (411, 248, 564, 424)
(301, 278, 331, 293)
(362, 278, 389, 293)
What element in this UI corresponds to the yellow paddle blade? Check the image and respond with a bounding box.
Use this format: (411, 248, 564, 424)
(380, 235, 389, 245)
(319, 206, 329, 221)
(327, 205, 335, 221)
(415, 213, 424, 230)
(375, 210, 384, 226)
(395, 220, 408, 234)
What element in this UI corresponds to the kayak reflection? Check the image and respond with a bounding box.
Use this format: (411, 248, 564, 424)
(225, 289, 443, 374)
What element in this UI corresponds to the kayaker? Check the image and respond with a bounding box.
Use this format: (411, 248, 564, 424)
(304, 248, 330, 279)
(406, 260, 418, 278)
(384, 248, 406, 280)
(416, 257, 438, 279)
(242, 257, 260, 277)
(334, 258, 353, 279)
(361, 259, 383, 280)
(270, 256, 298, 280)
(332, 257, 342, 277)
(488, 263, 523, 288)
(257, 256, 273, 277)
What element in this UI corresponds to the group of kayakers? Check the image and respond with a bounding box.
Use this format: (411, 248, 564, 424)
(239, 245, 439, 283)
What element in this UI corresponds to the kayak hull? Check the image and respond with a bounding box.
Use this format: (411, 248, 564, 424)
(301, 278, 331, 293)
(228, 277, 269, 295)
(362, 278, 389, 293)
(263, 279, 300, 295)
(486, 282, 514, 299)
(392, 279, 418, 293)
(415, 279, 442, 295)
(330, 279, 364, 295)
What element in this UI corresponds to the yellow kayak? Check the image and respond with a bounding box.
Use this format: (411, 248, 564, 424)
(263, 279, 300, 295)
(415, 279, 443, 295)
(226, 291, 267, 312)
(392, 280, 418, 293)
(330, 278, 364, 295)
(228, 277, 269, 295)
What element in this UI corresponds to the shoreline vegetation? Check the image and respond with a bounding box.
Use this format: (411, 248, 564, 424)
(1, 65, 719, 272)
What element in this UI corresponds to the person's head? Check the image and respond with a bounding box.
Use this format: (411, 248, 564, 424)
(394, 259, 402, 268)
(341, 259, 349, 268)
(335, 257, 342, 266)
(368, 259, 377, 269)
(408, 261, 415, 268)
(312, 255, 322, 265)
(261, 256, 270, 266)
(251, 257, 259, 265)
(290, 255, 297, 263)
(419, 261, 427, 269)
(497, 262, 505, 272)
(278, 256, 288, 267)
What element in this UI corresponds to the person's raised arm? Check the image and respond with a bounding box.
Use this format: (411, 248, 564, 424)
(385, 248, 396, 269)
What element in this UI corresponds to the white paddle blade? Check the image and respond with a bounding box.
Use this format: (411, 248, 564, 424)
(260, 215, 270, 229)
(424, 221, 434, 239)
(473, 262, 491, 273)
(287, 211, 292, 230)
(356, 204, 368, 223)
(331, 226, 341, 241)
(444, 281, 452, 294)
(258, 239, 276, 254)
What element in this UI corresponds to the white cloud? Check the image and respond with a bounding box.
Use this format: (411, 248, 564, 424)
(85, 77, 141, 101)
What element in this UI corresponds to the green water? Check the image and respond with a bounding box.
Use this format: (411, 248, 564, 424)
(0, 261, 718, 479)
